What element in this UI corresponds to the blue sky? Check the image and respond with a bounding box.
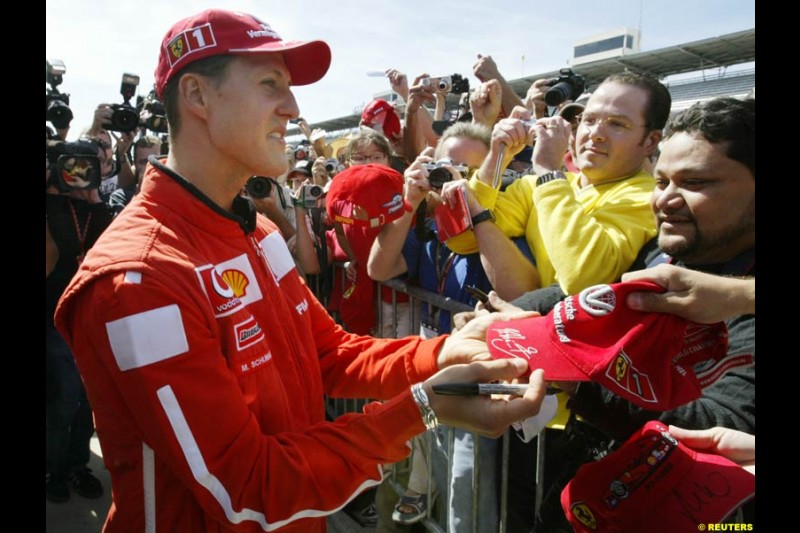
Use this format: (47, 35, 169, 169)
(46, 0, 754, 139)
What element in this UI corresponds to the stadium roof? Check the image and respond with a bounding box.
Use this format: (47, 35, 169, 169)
(288, 28, 755, 137)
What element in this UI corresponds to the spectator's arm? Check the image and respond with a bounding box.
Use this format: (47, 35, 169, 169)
(290, 207, 321, 274)
(440, 180, 539, 300)
(433, 92, 446, 121)
(403, 75, 437, 161)
(622, 265, 755, 321)
(86, 103, 113, 136)
(473, 54, 525, 117)
(470, 80, 503, 129)
(251, 190, 297, 241)
(523, 79, 552, 119)
(368, 148, 434, 280)
(111, 130, 137, 189)
(310, 128, 330, 159)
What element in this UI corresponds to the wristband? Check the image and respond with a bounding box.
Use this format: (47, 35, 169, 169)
(410, 383, 439, 430)
(535, 171, 567, 187)
(471, 209, 496, 227)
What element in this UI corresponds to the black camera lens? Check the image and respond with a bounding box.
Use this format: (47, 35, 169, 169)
(145, 115, 169, 133)
(47, 99, 73, 129)
(246, 176, 273, 199)
(308, 185, 323, 197)
(428, 167, 452, 189)
(545, 82, 575, 107)
(109, 105, 139, 133)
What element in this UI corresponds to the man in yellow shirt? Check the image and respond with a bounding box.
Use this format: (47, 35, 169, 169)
(447, 72, 670, 299)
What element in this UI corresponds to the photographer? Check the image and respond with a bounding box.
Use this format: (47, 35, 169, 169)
(245, 175, 327, 282)
(108, 135, 162, 216)
(46, 138, 113, 503)
(83, 104, 137, 203)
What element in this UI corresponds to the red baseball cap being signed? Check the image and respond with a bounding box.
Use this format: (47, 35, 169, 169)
(487, 281, 751, 411)
(155, 9, 331, 98)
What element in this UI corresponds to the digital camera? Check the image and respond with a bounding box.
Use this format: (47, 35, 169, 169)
(422, 158, 468, 189)
(137, 89, 168, 133)
(421, 73, 470, 95)
(300, 183, 324, 208)
(46, 59, 73, 130)
(545, 68, 587, 107)
(107, 73, 141, 133)
(246, 176, 275, 199)
(325, 158, 340, 173)
(46, 139, 102, 193)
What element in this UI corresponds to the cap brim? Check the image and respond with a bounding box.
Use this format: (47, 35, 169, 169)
(231, 39, 331, 86)
(487, 317, 590, 381)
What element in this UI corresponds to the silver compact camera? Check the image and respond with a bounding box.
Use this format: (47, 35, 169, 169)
(422, 158, 468, 189)
(300, 184, 324, 208)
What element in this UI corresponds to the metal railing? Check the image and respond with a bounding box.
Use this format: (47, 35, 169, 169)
(319, 264, 546, 533)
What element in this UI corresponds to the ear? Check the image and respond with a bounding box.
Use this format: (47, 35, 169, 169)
(177, 73, 210, 121)
(641, 129, 662, 156)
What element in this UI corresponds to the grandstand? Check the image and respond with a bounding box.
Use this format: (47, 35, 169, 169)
(286, 28, 754, 141)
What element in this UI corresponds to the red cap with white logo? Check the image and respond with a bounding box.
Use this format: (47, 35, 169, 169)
(325, 164, 411, 228)
(154, 9, 331, 98)
(487, 281, 749, 410)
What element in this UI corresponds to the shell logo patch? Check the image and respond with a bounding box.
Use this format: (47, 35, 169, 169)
(221, 269, 249, 298)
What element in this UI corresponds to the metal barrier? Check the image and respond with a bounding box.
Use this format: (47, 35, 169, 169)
(318, 264, 544, 533)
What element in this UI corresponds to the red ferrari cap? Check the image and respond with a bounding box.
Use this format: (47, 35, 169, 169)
(155, 9, 331, 98)
(325, 164, 411, 228)
(487, 281, 750, 410)
(561, 420, 755, 532)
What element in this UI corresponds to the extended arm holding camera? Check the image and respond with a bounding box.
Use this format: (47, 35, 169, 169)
(251, 186, 297, 242)
(403, 74, 439, 162)
(290, 206, 322, 275)
(368, 149, 434, 281)
(111, 130, 137, 189)
(524, 79, 552, 119)
(473, 54, 525, 118)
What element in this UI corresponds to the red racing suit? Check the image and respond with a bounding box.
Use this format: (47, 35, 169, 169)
(55, 161, 445, 532)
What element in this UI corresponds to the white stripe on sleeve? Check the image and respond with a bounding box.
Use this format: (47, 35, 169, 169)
(106, 304, 189, 371)
(156, 385, 383, 531)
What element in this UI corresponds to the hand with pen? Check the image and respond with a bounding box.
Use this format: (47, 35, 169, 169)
(422, 306, 547, 437)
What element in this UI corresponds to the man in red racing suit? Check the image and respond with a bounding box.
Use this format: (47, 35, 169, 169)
(54, 9, 546, 532)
